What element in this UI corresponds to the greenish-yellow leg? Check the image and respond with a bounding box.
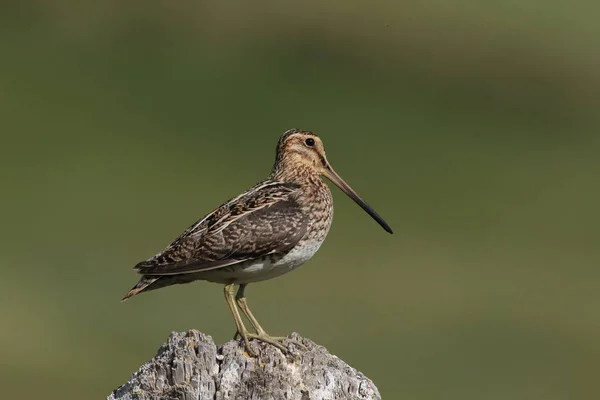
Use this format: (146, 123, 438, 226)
(234, 284, 289, 353)
(224, 283, 255, 356)
(235, 284, 267, 335)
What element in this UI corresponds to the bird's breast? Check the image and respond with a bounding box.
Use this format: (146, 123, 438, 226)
(273, 237, 326, 270)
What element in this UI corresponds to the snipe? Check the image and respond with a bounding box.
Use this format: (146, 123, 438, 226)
(123, 129, 392, 356)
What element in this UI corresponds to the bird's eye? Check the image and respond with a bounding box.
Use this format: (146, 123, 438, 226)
(305, 138, 315, 147)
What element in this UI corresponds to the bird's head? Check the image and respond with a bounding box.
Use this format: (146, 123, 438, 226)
(272, 128, 393, 234)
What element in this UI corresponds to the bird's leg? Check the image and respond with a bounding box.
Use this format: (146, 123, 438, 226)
(224, 283, 255, 356)
(235, 284, 267, 335)
(235, 284, 291, 353)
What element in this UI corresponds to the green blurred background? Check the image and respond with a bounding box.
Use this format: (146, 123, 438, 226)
(1, 1, 599, 399)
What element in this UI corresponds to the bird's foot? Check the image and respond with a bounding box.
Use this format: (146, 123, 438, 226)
(236, 332, 306, 356)
(260, 335, 307, 350)
(246, 333, 288, 353)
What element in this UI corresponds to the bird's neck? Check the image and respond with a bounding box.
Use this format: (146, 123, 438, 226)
(271, 162, 320, 185)
(271, 164, 332, 214)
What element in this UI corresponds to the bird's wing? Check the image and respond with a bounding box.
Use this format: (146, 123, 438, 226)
(134, 181, 308, 276)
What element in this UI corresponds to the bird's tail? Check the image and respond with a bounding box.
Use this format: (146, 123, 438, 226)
(121, 276, 159, 302)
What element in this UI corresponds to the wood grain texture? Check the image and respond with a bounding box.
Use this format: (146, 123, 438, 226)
(108, 331, 381, 400)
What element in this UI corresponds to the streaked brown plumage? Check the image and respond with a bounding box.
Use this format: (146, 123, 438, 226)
(123, 128, 392, 355)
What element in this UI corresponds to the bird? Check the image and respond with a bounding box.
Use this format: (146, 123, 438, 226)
(122, 128, 392, 356)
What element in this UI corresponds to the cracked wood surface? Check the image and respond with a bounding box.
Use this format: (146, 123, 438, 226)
(108, 330, 381, 400)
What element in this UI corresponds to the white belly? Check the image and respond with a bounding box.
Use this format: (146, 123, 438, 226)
(200, 239, 325, 284)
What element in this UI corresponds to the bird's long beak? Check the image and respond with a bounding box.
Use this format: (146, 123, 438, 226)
(322, 164, 393, 234)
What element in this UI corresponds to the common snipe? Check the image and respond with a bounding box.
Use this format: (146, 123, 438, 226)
(123, 129, 392, 356)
